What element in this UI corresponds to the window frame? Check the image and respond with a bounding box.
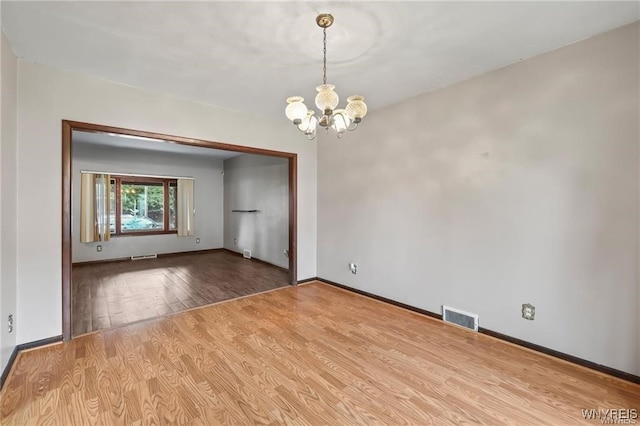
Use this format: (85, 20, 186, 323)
(111, 175, 178, 237)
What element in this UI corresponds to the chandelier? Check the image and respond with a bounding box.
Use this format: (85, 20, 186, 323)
(285, 13, 368, 140)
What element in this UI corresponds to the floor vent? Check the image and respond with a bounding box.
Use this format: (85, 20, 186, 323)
(243, 249, 252, 259)
(442, 305, 479, 331)
(130, 254, 158, 261)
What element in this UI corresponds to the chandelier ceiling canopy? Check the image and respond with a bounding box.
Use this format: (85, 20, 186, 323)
(285, 13, 368, 140)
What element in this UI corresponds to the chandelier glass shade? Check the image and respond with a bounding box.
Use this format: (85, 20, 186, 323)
(285, 14, 367, 140)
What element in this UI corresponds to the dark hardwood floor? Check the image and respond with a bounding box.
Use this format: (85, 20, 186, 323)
(72, 250, 289, 336)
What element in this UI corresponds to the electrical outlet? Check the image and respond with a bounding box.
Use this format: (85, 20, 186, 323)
(196, 238, 200, 244)
(8, 314, 14, 333)
(284, 249, 289, 257)
(349, 263, 357, 274)
(233, 238, 237, 245)
(522, 303, 535, 320)
(97, 245, 102, 252)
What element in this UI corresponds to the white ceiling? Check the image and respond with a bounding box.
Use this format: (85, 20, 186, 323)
(73, 130, 242, 160)
(2, 2, 638, 121)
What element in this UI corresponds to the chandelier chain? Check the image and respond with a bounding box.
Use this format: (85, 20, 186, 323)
(322, 27, 327, 85)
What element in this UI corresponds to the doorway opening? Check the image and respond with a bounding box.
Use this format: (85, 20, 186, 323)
(62, 120, 297, 340)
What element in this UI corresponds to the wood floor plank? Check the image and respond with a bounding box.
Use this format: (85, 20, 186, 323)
(72, 251, 289, 336)
(2, 282, 639, 425)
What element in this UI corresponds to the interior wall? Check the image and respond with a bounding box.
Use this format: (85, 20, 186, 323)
(72, 142, 224, 262)
(1, 31, 18, 373)
(15, 60, 317, 345)
(223, 154, 289, 269)
(317, 23, 639, 375)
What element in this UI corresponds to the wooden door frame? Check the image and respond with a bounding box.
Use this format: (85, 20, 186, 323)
(62, 120, 298, 341)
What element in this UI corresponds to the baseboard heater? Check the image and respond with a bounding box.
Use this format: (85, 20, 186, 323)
(442, 305, 479, 331)
(131, 254, 158, 261)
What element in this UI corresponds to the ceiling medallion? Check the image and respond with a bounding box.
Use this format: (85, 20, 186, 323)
(285, 13, 368, 140)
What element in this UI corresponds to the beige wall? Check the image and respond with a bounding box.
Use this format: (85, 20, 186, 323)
(1, 31, 18, 372)
(15, 61, 317, 345)
(317, 23, 639, 374)
(223, 154, 289, 269)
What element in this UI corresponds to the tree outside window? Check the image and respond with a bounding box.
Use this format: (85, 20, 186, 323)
(110, 176, 177, 236)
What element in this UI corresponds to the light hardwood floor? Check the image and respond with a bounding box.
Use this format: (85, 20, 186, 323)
(72, 250, 290, 336)
(2, 282, 638, 425)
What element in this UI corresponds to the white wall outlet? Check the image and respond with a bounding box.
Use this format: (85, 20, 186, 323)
(8, 314, 14, 333)
(284, 249, 289, 257)
(233, 238, 237, 245)
(97, 245, 102, 252)
(522, 303, 535, 320)
(349, 263, 357, 274)
(196, 238, 200, 244)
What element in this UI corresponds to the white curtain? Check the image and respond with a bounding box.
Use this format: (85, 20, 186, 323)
(177, 178, 194, 237)
(80, 173, 111, 243)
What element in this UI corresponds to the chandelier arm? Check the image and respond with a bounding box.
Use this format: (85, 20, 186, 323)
(297, 120, 311, 133)
(347, 121, 359, 131)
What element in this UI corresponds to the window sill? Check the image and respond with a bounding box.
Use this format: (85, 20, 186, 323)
(110, 230, 178, 237)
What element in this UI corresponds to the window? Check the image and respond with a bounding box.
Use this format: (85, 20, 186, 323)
(109, 176, 177, 236)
